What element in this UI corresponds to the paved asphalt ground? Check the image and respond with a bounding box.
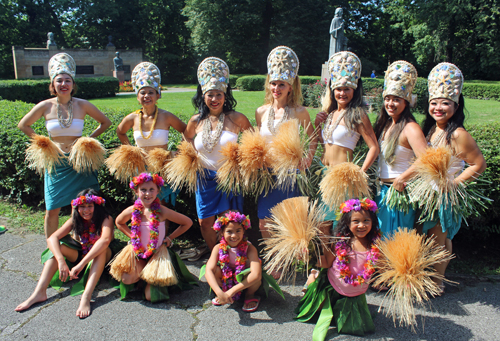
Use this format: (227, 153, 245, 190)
(1, 232, 499, 341)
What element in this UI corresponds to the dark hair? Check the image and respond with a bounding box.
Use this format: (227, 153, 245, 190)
(191, 84, 237, 123)
(333, 207, 379, 251)
(422, 94, 465, 145)
(323, 78, 365, 132)
(49, 77, 78, 96)
(71, 188, 110, 238)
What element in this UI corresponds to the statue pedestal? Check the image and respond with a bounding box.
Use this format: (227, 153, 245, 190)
(321, 62, 329, 84)
(113, 70, 125, 83)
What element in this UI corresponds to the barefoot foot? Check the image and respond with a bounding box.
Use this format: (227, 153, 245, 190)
(15, 292, 47, 312)
(76, 297, 92, 319)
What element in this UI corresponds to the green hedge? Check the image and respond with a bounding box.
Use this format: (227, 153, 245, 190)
(0, 77, 119, 103)
(300, 76, 321, 85)
(236, 75, 267, 91)
(462, 83, 500, 100)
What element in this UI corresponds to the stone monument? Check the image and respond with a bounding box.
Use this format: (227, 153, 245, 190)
(113, 51, 125, 82)
(321, 8, 349, 84)
(46, 32, 56, 49)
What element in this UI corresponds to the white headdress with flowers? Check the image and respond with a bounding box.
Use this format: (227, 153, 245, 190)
(48, 53, 76, 81)
(328, 51, 361, 90)
(197, 57, 230, 94)
(131, 62, 161, 96)
(267, 46, 299, 85)
(427, 62, 463, 104)
(383, 61, 418, 102)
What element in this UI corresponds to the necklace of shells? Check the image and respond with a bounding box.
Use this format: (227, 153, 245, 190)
(267, 105, 290, 135)
(427, 124, 446, 147)
(57, 97, 73, 128)
(202, 113, 225, 152)
(322, 109, 345, 140)
(138, 105, 159, 140)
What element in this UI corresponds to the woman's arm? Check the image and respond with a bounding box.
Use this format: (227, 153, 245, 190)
(116, 113, 136, 145)
(358, 113, 379, 172)
(205, 244, 233, 305)
(166, 112, 188, 134)
(225, 244, 262, 298)
(229, 111, 253, 132)
(314, 111, 329, 145)
(295, 106, 319, 169)
(46, 217, 75, 282)
(183, 116, 199, 146)
(453, 129, 487, 184)
(18, 101, 50, 137)
(69, 216, 114, 279)
(159, 207, 192, 247)
(115, 206, 134, 239)
(80, 100, 112, 138)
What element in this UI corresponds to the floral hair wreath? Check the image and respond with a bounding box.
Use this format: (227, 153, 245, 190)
(129, 172, 165, 190)
(213, 211, 251, 232)
(336, 198, 378, 220)
(71, 194, 105, 207)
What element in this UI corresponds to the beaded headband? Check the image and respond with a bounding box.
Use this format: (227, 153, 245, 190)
(129, 173, 165, 190)
(197, 57, 230, 94)
(71, 194, 105, 207)
(336, 198, 378, 220)
(213, 211, 251, 232)
(328, 51, 361, 90)
(383, 61, 418, 102)
(427, 62, 463, 104)
(267, 46, 299, 85)
(131, 62, 162, 97)
(48, 53, 76, 81)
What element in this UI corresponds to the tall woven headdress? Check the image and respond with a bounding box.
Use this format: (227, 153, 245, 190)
(428, 62, 463, 104)
(131, 62, 162, 96)
(48, 53, 76, 81)
(197, 57, 230, 94)
(383, 61, 418, 102)
(267, 46, 299, 85)
(328, 51, 361, 90)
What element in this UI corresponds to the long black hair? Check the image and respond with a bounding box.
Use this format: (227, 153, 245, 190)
(192, 84, 237, 124)
(422, 94, 466, 145)
(333, 207, 379, 251)
(71, 188, 110, 238)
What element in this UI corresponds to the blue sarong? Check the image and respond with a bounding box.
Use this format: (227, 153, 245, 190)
(375, 184, 416, 239)
(257, 178, 300, 219)
(44, 154, 99, 210)
(195, 169, 243, 219)
(157, 183, 178, 206)
(422, 203, 462, 240)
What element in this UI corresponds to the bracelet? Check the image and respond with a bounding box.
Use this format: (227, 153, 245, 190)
(165, 236, 172, 244)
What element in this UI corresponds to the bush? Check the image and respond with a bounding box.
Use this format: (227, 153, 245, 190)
(0, 77, 119, 103)
(236, 75, 267, 91)
(302, 80, 326, 108)
(229, 75, 239, 88)
(300, 76, 321, 86)
(462, 83, 500, 100)
(119, 81, 133, 92)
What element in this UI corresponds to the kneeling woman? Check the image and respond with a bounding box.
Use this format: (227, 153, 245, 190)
(184, 57, 252, 251)
(16, 189, 114, 318)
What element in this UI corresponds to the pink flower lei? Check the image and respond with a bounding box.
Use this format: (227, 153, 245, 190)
(80, 221, 100, 255)
(218, 236, 248, 300)
(335, 197, 378, 221)
(130, 197, 161, 259)
(129, 172, 164, 190)
(71, 194, 105, 207)
(213, 211, 251, 232)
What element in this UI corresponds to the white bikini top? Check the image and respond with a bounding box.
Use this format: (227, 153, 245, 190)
(45, 119, 84, 137)
(322, 124, 360, 150)
(133, 129, 169, 148)
(194, 131, 238, 171)
(378, 144, 414, 179)
(260, 119, 280, 142)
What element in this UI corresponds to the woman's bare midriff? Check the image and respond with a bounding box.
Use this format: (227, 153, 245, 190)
(51, 136, 80, 153)
(321, 143, 354, 167)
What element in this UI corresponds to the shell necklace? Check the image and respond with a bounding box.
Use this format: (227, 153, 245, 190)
(322, 109, 345, 140)
(138, 105, 159, 140)
(57, 97, 73, 128)
(267, 105, 290, 135)
(427, 124, 446, 147)
(202, 113, 225, 153)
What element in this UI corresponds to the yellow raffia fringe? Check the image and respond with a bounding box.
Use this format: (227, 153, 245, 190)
(146, 148, 172, 178)
(140, 244, 179, 286)
(68, 137, 106, 174)
(216, 141, 242, 194)
(105, 145, 147, 183)
(268, 119, 309, 189)
(109, 244, 137, 281)
(238, 128, 273, 195)
(319, 162, 371, 210)
(164, 141, 204, 193)
(372, 228, 455, 330)
(25, 134, 65, 175)
(261, 196, 326, 283)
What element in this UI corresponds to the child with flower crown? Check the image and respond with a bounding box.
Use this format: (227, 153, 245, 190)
(16, 188, 114, 319)
(295, 198, 380, 339)
(111, 172, 197, 302)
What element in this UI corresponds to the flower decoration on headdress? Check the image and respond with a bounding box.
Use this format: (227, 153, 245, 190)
(131, 62, 162, 97)
(129, 172, 164, 190)
(336, 198, 378, 220)
(267, 46, 299, 85)
(197, 57, 230, 94)
(427, 62, 463, 104)
(383, 60, 418, 102)
(213, 211, 251, 231)
(71, 194, 105, 207)
(48, 53, 76, 81)
(328, 51, 361, 90)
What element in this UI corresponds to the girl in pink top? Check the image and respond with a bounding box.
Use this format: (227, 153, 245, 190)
(295, 198, 381, 340)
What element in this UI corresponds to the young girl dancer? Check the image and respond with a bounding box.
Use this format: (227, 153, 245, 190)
(114, 173, 195, 301)
(205, 211, 262, 312)
(16, 189, 113, 319)
(295, 198, 380, 339)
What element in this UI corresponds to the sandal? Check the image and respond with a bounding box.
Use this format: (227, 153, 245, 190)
(187, 244, 210, 262)
(242, 297, 260, 313)
(0, 226, 6, 235)
(212, 297, 222, 306)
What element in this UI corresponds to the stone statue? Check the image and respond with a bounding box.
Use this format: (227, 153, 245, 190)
(113, 51, 123, 71)
(46, 32, 56, 48)
(107, 35, 115, 47)
(329, 8, 348, 58)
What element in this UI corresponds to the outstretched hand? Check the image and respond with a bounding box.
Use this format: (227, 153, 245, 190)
(69, 263, 84, 280)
